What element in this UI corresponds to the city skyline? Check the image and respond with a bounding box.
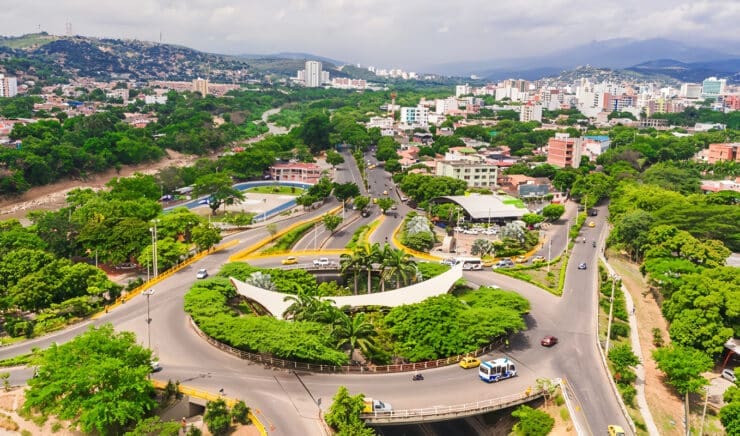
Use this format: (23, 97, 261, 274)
(1, 0, 738, 72)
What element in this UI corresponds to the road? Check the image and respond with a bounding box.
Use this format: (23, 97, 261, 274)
(0, 150, 631, 435)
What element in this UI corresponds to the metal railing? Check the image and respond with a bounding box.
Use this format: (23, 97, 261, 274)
(361, 389, 544, 422)
(190, 316, 504, 374)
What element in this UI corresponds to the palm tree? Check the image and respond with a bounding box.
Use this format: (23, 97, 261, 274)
(381, 246, 416, 289)
(282, 293, 317, 321)
(332, 312, 377, 359)
(340, 251, 363, 295)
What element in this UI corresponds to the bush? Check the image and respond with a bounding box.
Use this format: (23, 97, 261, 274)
(263, 222, 315, 253)
(204, 399, 231, 435)
(511, 405, 555, 436)
(401, 232, 434, 252)
(618, 383, 637, 407)
(230, 400, 251, 425)
(652, 328, 664, 347)
(610, 322, 630, 339)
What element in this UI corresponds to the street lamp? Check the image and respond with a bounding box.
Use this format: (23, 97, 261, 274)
(143, 289, 155, 350)
(605, 274, 618, 352)
(149, 220, 159, 278)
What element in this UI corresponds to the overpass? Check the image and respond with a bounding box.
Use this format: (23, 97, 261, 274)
(362, 388, 545, 425)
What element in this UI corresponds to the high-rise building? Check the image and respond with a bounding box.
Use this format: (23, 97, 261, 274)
(0, 74, 18, 97)
(400, 104, 429, 127)
(547, 133, 583, 168)
(192, 77, 209, 96)
(305, 61, 323, 87)
(701, 77, 726, 99)
(520, 102, 543, 122)
(680, 83, 702, 99)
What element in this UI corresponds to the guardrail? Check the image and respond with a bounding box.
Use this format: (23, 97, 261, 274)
(361, 389, 545, 424)
(150, 379, 267, 435)
(190, 316, 504, 374)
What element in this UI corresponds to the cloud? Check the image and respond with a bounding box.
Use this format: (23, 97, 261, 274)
(0, 0, 737, 70)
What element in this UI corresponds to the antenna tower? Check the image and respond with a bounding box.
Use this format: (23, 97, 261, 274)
(65, 22, 72, 36)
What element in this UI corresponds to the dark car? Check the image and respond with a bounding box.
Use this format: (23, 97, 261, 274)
(541, 336, 558, 347)
(578, 262, 587, 270)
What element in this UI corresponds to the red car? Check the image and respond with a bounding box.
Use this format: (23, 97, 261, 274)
(541, 336, 558, 347)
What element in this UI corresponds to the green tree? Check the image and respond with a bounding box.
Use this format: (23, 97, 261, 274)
(380, 244, 416, 291)
(326, 150, 345, 168)
(720, 402, 740, 436)
(333, 312, 377, 359)
(471, 239, 494, 256)
(193, 173, 245, 215)
(230, 400, 251, 425)
(376, 197, 395, 214)
(541, 204, 565, 221)
(521, 213, 545, 227)
(324, 386, 373, 435)
(353, 195, 370, 212)
(511, 404, 555, 436)
(323, 214, 343, 234)
(24, 324, 156, 434)
(333, 182, 360, 204)
(190, 223, 222, 252)
(204, 398, 231, 435)
(653, 345, 712, 431)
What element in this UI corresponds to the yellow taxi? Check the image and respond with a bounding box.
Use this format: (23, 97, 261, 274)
(372, 198, 378, 204)
(482, 258, 495, 267)
(588, 221, 596, 227)
(608, 425, 625, 436)
(459, 356, 481, 369)
(281, 256, 298, 265)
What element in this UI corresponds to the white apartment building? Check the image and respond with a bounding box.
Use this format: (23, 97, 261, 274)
(435, 97, 460, 114)
(455, 83, 471, 97)
(680, 83, 702, 99)
(304, 61, 323, 87)
(0, 74, 18, 98)
(520, 102, 543, 122)
(435, 160, 498, 187)
(400, 104, 429, 127)
(366, 116, 393, 129)
(144, 95, 168, 104)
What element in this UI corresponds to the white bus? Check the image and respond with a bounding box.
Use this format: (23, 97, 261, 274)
(479, 357, 517, 383)
(459, 257, 483, 271)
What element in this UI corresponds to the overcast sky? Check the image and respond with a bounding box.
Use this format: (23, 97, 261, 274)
(1, 0, 738, 71)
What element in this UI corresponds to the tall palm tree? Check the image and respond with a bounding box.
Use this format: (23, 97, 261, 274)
(332, 312, 377, 359)
(340, 251, 363, 295)
(282, 293, 317, 321)
(349, 243, 381, 294)
(381, 246, 416, 290)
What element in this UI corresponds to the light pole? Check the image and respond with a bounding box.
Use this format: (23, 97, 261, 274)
(143, 289, 155, 350)
(605, 274, 618, 353)
(547, 240, 552, 273)
(149, 220, 159, 278)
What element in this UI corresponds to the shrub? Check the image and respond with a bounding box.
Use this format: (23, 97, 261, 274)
(652, 328, 664, 347)
(230, 400, 251, 425)
(511, 405, 555, 436)
(204, 399, 231, 435)
(610, 322, 630, 339)
(618, 383, 637, 407)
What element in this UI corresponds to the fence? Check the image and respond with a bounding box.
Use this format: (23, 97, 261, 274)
(190, 316, 505, 374)
(150, 379, 267, 435)
(361, 389, 545, 422)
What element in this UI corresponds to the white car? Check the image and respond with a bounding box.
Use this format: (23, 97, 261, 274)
(313, 258, 331, 267)
(196, 268, 208, 279)
(722, 368, 737, 383)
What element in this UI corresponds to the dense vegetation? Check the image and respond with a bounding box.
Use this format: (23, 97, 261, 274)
(185, 262, 529, 365)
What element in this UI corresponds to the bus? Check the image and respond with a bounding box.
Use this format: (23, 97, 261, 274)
(459, 257, 483, 271)
(479, 357, 517, 383)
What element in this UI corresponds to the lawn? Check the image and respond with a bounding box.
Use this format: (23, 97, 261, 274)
(495, 255, 567, 296)
(246, 185, 303, 195)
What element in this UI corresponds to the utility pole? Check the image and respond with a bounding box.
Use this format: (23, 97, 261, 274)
(143, 289, 155, 350)
(150, 220, 159, 277)
(547, 240, 552, 273)
(605, 274, 618, 353)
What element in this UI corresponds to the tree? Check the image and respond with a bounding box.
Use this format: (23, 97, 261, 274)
(511, 405, 555, 436)
(541, 204, 565, 221)
(266, 223, 278, 237)
(323, 214, 343, 234)
(23, 324, 156, 434)
(333, 312, 377, 359)
(653, 345, 713, 433)
(190, 223, 222, 252)
(376, 197, 395, 214)
(204, 398, 231, 435)
(720, 402, 740, 436)
(471, 239, 494, 256)
(230, 400, 250, 425)
(193, 173, 245, 215)
(333, 182, 360, 204)
(326, 150, 345, 168)
(353, 195, 370, 212)
(324, 386, 373, 435)
(380, 244, 416, 291)
(521, 213, 545, 227)
(384, 158, 401, 173)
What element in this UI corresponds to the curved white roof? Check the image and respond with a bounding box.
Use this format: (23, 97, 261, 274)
(231, 263, 464, 319)
(436, 195, 527, 220)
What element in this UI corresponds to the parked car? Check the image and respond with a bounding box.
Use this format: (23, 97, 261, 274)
(541, 336, 558, 347)
(459, 356, 481, 369)
(313, 258, 331, 267)
(196, 268, 208, 279)
(578, 262, 587, 270)
(721, 368, 737, 383)
(281, 256, 298, 265)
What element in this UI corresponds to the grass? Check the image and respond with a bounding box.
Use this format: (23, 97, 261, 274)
(0, 33, 56, 49)
(346, 219, 382, 250)
(261, 222, 315, 254)
(245, 185, 303, 195)
(494, 255, 567, 296)
(0, 353, 34, 368)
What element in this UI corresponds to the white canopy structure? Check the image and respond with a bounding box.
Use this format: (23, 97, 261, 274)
(231, 263, 464, 319)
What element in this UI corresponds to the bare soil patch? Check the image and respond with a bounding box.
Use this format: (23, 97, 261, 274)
(0, 150, 199, 223)
(608, 252, 685, 435)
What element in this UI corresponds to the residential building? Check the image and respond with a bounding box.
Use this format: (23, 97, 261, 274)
(582, 135, 611, 161)
(455, 83, 471, 97)
(706, 143, 740, 164)
(546, 133, 583, 168)
(304, 61, 323, 88)
(0, 74, 18, 97)
(269, 162, 322, 184)
(700, 178, 740, 193)
(520, 102, 543, 122)
(435, 160, 498, 188)
(680, 83, 702, 99)
(331, 77, 366, 89)
(400, 104, 429, 127)
(192, 77, 209, 96)
(144, 95, 168, 105)
(702, 77, 727, 99)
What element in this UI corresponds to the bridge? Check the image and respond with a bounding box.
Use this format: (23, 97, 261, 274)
(361, 388, 545, 425)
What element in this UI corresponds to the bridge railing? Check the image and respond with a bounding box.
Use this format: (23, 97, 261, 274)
(361, 389, 544, 420)
(190, 317, 504, 374)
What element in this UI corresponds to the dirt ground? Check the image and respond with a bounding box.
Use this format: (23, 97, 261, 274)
(608, 253, 686, 435)
(0, 150, 199, 223)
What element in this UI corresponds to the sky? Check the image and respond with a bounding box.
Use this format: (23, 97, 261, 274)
(1, 0, 738, 71)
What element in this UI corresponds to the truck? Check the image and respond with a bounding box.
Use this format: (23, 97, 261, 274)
(363, 398, 393, 413)
(478, 357, 517, 383)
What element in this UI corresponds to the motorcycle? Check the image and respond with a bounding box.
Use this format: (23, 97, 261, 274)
(592, 241, 596, 247)
(412, 373, 424, 381)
